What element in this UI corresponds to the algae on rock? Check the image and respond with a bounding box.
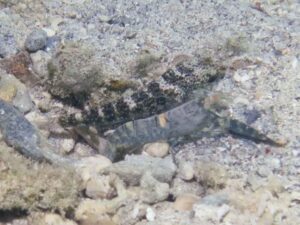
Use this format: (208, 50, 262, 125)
(47, 41, 104, 103)
(0, 143, 81, 213)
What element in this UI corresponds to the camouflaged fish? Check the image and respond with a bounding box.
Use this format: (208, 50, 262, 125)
(105, 93, 286, 160)
(0, 93, 286, 165)
(59, 58, 226, 133)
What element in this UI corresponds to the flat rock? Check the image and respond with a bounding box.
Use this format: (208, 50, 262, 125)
(193, 201, 231, 223)
(171, 177, 205, 198)
(102, 155, 177, 186)
(140, 171, 169, 204)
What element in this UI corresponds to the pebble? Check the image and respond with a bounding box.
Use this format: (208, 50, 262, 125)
(48, 121, 70, 136)
(0, 34, 18, 58)
(73, 142, 95, 157)
(25, 29, 48, 52)
(0, 51, 36, 84)
(33, 91, 52, 112)
(75, 202, 116, 225)
(75, 198, 124, 225)
(146, 207, 156, 222)
(217, 204, 231, 222)
(194, 160, 228, 188)
(257, 165, 272, 177)
(178, 161, 194, 181)
(193, 199, 231, 223)
(171, 177, 205, 198)
(30, 50, 52, 79)
(102, 155, 177, 186)
(140, 171, 170, 204)
(113, 201, 148, 225)
(61, 138, 75, 154)
(85, 175, 116, 199)
(0, 71, 33, 113)
(0, 82, 17, 102)
(48, 136, 75, 155)
(143, 141, 170, 158)
(98, 15, 110, 22)
(233, 71, 251, 83)
(42, 27, 56, 37)
(13, 90, 33, 113)
(76, 155, 112, 184)
(173, 194, 199, 211)
(200, 193, 230, 206)
(265, 175, 286, 194)
(265, 157, 281, 170)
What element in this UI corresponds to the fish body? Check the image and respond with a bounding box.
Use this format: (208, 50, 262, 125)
(106, 94, 285, 160)
(0, 95, 285, 164)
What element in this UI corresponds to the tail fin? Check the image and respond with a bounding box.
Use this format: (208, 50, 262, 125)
(228, 119, 287, 146)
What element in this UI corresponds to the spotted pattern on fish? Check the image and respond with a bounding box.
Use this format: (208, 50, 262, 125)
(59, 59, 226, 133)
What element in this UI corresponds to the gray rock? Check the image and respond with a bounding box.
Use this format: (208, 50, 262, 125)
(12, 90, 33, 113)
(0, 33, 18, 58)
(25, 29, 47, 52)
(257, 165, 272, 178)
(199, 193, 230, 206)
(140, 172, 169, 204)
(85, 174, 117, 200)
(30, 50, 52, 79)
(102, 155, 177, 186)
(171, 178, 204, 198)
(178, 161, 194, 181)
(194, 160, 228, 188)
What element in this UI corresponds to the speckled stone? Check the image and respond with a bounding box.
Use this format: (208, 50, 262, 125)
(25, 29, 47, 52)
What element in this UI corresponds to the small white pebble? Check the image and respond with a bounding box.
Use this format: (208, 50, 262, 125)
(146, 207, 156, 221)
(217, 204, 230, 222)
(292, 57, 298, 69)
(42, 27, 56, 37)
(61, 138, 75, 153)
(178, 162, 194, 181)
